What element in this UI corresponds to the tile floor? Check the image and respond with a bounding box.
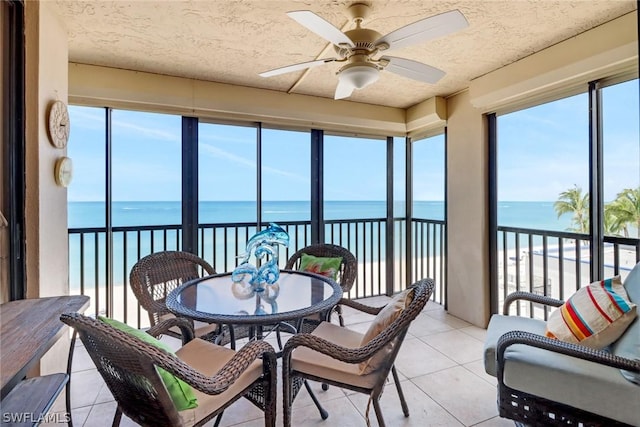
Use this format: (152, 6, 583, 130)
(46, 296, 513, 427)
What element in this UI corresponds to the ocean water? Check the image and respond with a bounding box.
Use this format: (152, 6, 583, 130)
(68, 200, 572, 231)
(67, 200, 578, 295)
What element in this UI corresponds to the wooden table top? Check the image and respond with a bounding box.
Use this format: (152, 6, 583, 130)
(0, 295, 90, 398)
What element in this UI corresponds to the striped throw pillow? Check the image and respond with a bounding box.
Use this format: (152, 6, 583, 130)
(545, 276, 637, 349)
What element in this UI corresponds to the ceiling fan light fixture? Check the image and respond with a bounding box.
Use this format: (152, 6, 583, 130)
(339, 63, 379, 89)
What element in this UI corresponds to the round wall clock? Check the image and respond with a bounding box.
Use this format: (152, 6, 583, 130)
(54, 156, 73, 187)
(48, 100, 70, 148)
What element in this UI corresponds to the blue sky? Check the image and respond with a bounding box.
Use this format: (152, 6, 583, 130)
(67, 79, 638, 203)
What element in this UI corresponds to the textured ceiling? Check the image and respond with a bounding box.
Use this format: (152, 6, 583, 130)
(53, 0, 636, 109)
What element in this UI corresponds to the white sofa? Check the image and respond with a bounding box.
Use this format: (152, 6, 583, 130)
(484, 262, 640, 426)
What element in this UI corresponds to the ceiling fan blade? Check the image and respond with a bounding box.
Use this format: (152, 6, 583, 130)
(382, 56, 445, 84)
(334, 78, 355, 100)
(375, 10, 468, 51)
(259, 58, 336, 77)
(287, 10, 355, 47)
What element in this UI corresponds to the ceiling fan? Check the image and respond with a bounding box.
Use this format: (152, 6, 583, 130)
(259, 3, 469, 100)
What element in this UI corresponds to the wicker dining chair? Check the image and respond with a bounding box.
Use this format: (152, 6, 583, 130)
(129, 251, 222, 342)
(282, 278, 435, 427)
(60, 312, 277, 427)
(285, 243, 357, 328)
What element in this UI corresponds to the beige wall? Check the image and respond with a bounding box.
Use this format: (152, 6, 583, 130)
(24, 0, 70, 375)
(445, 90, 490, 327)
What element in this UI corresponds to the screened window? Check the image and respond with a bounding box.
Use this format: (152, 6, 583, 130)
(112, 110, 182, 226)
(412, 134, 445, 220)
(198, 123, 257, 224)
(261, 128, 310, 222)
(602, 79, 640, 239)
(323, 135, 386, 220)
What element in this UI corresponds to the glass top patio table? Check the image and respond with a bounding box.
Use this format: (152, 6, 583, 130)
(166, 269, 342, 327)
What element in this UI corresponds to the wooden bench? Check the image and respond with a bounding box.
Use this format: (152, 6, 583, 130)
(1, 373, 69, 426)
(0, 296, 90, 427)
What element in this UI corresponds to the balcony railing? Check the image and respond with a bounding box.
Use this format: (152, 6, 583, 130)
(498, 225, 640, 319)
(68, 218, 446, 328)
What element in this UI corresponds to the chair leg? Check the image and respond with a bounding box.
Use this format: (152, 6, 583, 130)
(304, 380, 328, 420)
(111, 407, 122, 427)
(372, 397, 386, 427)
(276, 326, 283, 350)
(66, 330, 77, 427)
(391, 365, 409, 417)
(213, 412, 223, 427)
(336, 305, 345, 327)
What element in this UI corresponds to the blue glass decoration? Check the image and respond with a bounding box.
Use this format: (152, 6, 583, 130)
(231, 223, 289, 293)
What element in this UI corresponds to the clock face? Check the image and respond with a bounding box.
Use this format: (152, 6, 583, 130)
(54, 157, 73, 187)
(48, 100, 70, 149)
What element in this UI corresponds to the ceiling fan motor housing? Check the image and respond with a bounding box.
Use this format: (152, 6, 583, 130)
(339, 28, 383, 54)
(338, 61, 379, 89)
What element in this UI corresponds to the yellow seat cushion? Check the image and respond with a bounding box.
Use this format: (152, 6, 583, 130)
(176, 338, 263, 426)
(291, 322, 379, 389)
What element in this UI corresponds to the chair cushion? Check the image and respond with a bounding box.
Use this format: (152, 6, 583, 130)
(483, 314, 547, 377)
(97, 316, 198, 411)
(502, 342, 640, 426)
(359, 287, 414, 374)
(158, 313, 220, 338)
(299, 254, 342, 280)
(545, 276, 637, 349)
(176, 338, 263, 426)
(291, 322, 379, 389)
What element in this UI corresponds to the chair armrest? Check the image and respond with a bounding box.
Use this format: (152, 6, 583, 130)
(502, 291, 564, 315)
(147, 317, 195, 345)
(496, 330, 640, 382)
(338, 298, 383, 316)
(162, 339, 276, 395)
(282, 330, 388, 365)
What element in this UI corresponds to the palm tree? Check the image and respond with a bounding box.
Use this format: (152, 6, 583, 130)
(606, 187, 640, 238)
(554, 185, 589, 233)
(603, 203, 626, 237)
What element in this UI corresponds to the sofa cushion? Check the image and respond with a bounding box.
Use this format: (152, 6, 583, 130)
(502, 343, 640, 426)
(483, 314, 547, 376)
(545, 276, 636, 349)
